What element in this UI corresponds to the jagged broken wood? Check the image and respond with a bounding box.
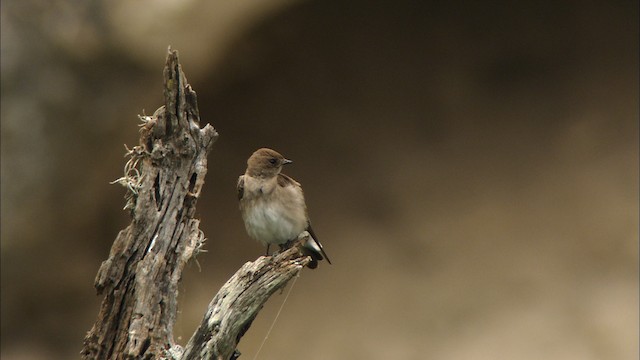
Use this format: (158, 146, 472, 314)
(81, 48, 315, 360)
(181, 236, 311, 360)
(81, 48, 218, 359)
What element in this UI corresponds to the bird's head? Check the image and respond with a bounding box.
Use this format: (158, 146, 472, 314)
(246, 148, 292, 178)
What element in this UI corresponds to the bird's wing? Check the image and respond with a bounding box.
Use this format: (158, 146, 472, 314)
(278, 173, 332, 266)
(237, 175, 245, 200)
(277, 173, 300, 188)
(306, 222, 332, 265)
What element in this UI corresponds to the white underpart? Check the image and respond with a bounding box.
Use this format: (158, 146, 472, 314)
(244, 199, 304, 245)
(240, 174, 308, 246)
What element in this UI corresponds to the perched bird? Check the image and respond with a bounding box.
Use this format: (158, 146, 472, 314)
(237, 148, 331, 269)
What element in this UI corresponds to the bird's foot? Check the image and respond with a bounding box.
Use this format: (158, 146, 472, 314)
(278, 239, 296, 252)
(269, 239, 297, 257)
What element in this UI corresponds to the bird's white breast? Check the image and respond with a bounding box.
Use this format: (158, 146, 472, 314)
(240, 176, 307, 245)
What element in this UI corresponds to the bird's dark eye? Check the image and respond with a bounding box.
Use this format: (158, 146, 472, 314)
(269, 158, 277, 165)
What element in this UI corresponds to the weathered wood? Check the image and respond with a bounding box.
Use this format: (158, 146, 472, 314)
(82, 48, 318, 360)
(81, 48, 218, 360)
(181, 237, 312, 360)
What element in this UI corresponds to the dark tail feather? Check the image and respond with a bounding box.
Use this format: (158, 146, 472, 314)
(302, 225, 331, 268)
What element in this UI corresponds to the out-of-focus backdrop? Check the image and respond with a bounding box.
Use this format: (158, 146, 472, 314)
(1, 1, 638, 359)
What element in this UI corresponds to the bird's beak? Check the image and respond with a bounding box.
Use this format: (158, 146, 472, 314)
(283, 158, 293, 165)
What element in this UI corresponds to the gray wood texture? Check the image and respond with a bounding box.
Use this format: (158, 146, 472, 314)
(82, 48, 314, 360)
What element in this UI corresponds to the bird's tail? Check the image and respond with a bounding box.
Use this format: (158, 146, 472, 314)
(299, 227, 331, 269)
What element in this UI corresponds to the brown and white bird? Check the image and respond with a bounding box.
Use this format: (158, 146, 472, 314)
(237, 148, 331, 269)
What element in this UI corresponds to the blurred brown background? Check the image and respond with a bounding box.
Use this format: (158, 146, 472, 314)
(1, 0, 638, 359)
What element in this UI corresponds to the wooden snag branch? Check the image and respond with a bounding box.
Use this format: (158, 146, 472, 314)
(82, 49, 312, 360)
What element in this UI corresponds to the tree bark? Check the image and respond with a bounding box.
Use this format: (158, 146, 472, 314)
(82, 48, 316, 360)
(81, 48, 218, 359)
(181, 239, 311, 360)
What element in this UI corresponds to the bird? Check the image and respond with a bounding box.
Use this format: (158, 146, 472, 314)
(237, 148, 331, 269)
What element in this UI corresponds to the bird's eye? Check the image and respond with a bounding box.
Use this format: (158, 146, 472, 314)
(269, 158, 278, 165)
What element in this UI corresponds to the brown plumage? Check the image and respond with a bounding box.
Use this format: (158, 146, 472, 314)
(237, 148, 331, 268)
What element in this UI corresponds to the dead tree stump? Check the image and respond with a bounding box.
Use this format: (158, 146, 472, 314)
(82, 48, 316, 360)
